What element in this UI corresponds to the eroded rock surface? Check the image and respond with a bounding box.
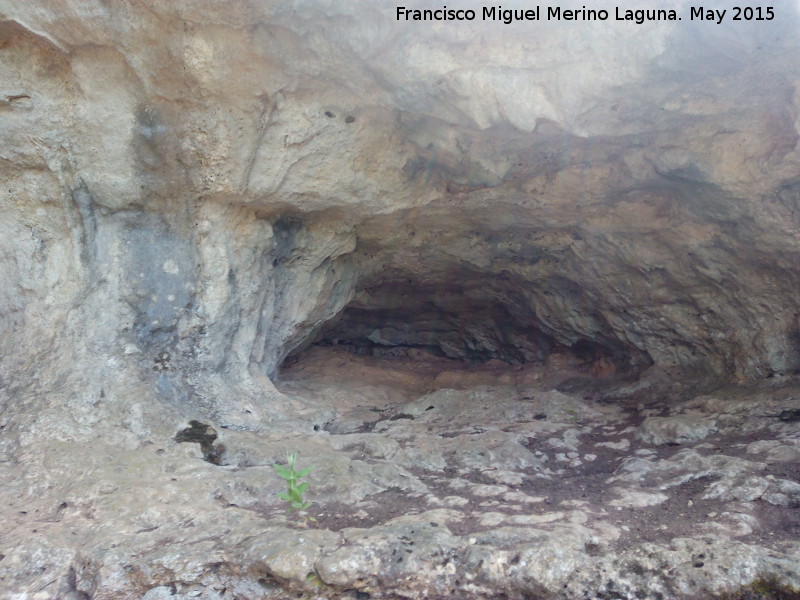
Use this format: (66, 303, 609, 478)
(2, 348, 800, 599)
(1, 0, 800, 598)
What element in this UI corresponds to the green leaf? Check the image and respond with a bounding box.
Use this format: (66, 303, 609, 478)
(273, 464, 291, 478)
(274, 451, 314, 516)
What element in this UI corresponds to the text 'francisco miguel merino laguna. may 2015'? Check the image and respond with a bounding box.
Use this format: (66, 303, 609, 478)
(396, 5, 776, 25)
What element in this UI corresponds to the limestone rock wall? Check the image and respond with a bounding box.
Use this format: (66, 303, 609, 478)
(1, 0, 800, 436)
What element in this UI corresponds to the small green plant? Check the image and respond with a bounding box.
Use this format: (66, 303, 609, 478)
(273, 452, 313, 513)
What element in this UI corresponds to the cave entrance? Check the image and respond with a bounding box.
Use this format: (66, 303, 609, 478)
(313, 291, 558, 366)
(283, 268, 636, 375)
(277, 269, 645, 434)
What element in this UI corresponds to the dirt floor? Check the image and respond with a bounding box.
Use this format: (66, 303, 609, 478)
(2, 344, 799, 599)
(274, 346, 800, 563)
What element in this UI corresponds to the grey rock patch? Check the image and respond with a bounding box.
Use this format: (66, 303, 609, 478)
(638, 414, 718, 445)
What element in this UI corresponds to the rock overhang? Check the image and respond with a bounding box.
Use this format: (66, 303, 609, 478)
(2, 0, 800, 393)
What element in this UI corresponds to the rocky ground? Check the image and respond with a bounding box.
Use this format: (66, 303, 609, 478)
(2, 347, 798, 599)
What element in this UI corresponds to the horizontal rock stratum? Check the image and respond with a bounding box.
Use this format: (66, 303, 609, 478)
(0, 1, 799, 599)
